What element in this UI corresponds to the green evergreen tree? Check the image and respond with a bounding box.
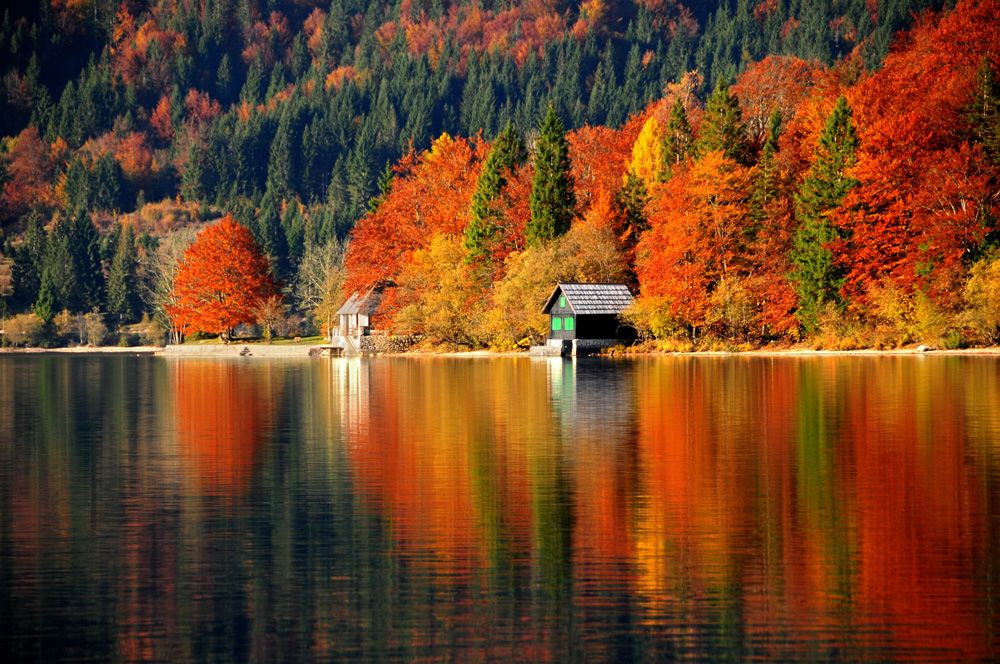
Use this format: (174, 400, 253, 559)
(695, 79, 748, 163)
(257, 189, 289, 282)
(283, 201, 306, 269)
(465, 122, 527, 261)
(181, 143, 207, 202)
(790, 96, 859, 332)
(616, 171, 650, 243)
(33, 269, 56, 323)
(90, 153, 125, 211)
(967, 58, 1000, 165)
(661, 98, 694, 180)
(527, 106, 576, 246)
(750, 110, 782, 227)
(62, 157, 90, 214)
(36, 219, 76, 316)
(106, 224, 138, 323)
(70, 211, 105, 312)
(11, 212, 46, 311)
(367, 161, 394, 214)
(266, 112, 297, 201)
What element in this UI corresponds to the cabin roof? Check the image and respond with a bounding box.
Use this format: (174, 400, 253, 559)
(337, 284, 384, 316)
(542, 283, 634, 315)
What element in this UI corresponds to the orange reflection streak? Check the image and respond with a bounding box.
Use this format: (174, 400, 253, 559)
(846, 359, 989, 660)
(172, 360, 277, 496)
(349, 361, 483, 576)
(630, 358, 996, 660)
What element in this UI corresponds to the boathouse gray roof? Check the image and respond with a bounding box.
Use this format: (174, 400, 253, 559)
(542, 283, 634, 315)
(336, 284, 385, 316)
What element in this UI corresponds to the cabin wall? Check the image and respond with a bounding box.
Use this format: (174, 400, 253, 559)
(546, 289, 577, 340)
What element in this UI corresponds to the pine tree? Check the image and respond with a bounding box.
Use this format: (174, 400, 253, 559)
(282, 201, 305, 270)
(616, 171, 649, 249)
(661, 98, 694, 180)
(63, 157, 90, 214)
(70, 211, 105, 312)
(11, 213, 46, 311)
(790, 96, 859, 332)
(750, 110, 782, 227)
(695, 79, 747, 163)
(527, 106, 576, 246)
(968, 58, 1000, 165)
(257, 189, 289, 282)
(367, 162, 394, 214)
(106, 224, 138, 323)
(36, 220, 76, 316)
(33, 269, 56, 323)
(465, 122, 527, 261)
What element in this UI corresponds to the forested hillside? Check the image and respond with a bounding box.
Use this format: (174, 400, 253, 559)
(2, 0, 996, 350)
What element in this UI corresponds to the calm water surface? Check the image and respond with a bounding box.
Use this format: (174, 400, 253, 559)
(0, 355, 998, 662)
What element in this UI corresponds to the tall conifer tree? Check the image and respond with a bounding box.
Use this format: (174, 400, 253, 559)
(750, 110, 782, 227)
(695, 79, 747, 163)
(107, 224, 138, 323)
(789, 96, 858, 332)
(527, 106, 576, 246)
(465, 122, 527, 261)
(661, 98, 694, 180)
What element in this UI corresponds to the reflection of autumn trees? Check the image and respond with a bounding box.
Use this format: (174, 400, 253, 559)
(344, 357, 1000, 660)
(173, 360, 280, 495)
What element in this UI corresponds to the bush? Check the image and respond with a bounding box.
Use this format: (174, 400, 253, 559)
(83, 313, 108, 346)
(964, 254, 1000, 344)
(3, 313, 45, 347)
(130, 313, 166, 346)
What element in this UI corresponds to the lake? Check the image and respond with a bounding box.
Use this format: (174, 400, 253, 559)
(0, 355, 998, 662)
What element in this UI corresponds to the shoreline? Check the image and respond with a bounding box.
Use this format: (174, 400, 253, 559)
(1, 344, 998, 358)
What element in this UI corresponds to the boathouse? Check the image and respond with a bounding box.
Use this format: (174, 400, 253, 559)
(538, 283, 635, 355)
(335, 281, 390, 338)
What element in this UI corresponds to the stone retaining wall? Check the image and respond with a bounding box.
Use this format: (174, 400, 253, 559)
(359, 335, 417, 354)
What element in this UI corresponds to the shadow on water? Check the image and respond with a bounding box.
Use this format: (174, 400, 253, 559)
(0, 354, 998, 661)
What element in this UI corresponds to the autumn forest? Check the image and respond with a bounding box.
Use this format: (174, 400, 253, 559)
(0, 0, 998, 349)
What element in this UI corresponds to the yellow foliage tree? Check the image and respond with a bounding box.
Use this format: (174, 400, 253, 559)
(394, 234, 486, 346)
(629, 115, 663, 185)
(485, 223, 629, 348)
(964, 254, 1000, 343)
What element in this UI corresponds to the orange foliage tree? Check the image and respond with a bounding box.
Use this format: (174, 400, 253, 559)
(1, 127, 57, 220)
(344, 134, 487, 295)
(732, 55, 824, 145)
(168, 215, 278, 338)
(833, 0, 1000, 309)
(636, 151, 754, 335)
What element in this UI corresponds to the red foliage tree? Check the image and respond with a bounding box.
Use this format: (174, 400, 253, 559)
(569, 124, 636, 220)
(833, 0, 1000, 308)
(150, 95, 175, 144)
(732, 55, 824, 145)
(1, 127, 56, 220)
(168, 215, 278, 338)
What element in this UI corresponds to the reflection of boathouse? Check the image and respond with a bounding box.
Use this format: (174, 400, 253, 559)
(535, 283, 636, 356)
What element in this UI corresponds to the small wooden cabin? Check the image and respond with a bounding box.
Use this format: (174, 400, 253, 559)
(541, 283, 635, 341)
(336, 282, 388, 338)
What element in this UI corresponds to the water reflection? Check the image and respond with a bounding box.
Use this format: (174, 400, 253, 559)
(0, 355, 997, 661)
